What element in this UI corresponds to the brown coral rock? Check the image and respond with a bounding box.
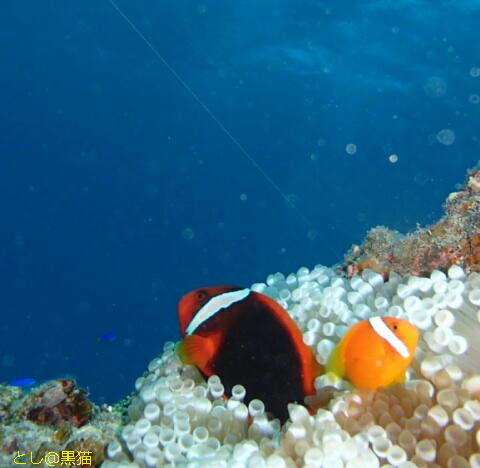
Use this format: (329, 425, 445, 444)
(339, 167, 480, 278)
(19, 380, 94, 428)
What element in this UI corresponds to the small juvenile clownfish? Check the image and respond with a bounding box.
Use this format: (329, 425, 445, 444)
(177, 286, 323, 422)
(326, 317, 419, 389)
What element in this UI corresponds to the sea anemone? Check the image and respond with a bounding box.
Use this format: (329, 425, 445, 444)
(102, 264, 480, 467)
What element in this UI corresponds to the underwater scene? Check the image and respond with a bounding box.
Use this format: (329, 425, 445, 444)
(2, 0, 480, 466)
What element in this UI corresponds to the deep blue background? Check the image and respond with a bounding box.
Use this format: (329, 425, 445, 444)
(1, 0, 479, 404)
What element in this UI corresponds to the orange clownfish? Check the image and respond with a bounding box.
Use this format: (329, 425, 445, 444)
(177, 286, 323, 422)
(326, 317, 419, 389)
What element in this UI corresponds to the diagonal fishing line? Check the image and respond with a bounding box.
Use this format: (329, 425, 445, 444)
(107, 0, 340, 259)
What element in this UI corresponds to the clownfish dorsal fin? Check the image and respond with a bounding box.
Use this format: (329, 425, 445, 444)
(177, 335, 216, 371)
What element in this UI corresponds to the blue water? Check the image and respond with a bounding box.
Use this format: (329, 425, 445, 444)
(1, 0, 479, 404)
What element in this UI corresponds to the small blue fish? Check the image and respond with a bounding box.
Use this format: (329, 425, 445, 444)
(97, 332, 118, 343)
(9, 377, 36, 388)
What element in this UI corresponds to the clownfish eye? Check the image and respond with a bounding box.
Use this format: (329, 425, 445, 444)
(393, 324, 398, 330)
(196, 290, 207, 301)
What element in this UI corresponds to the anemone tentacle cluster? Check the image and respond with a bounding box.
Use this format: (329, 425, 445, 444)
(102, 264, 480, 467)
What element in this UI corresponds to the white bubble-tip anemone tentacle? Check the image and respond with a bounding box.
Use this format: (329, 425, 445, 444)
(103, 265, 480, 467)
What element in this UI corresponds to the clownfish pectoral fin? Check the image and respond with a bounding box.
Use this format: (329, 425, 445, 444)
(177, 335, 216, 370)
(394, 376, 406, 386)
(391, 371, 407, 386)
(325, 344, 345, 380)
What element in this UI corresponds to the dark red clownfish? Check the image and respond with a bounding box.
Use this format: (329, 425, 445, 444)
(177, 286, 323, 422)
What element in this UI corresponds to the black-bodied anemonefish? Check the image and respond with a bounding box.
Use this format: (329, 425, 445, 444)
(326, 316, 419, 389)
(177, 286, 323, 422)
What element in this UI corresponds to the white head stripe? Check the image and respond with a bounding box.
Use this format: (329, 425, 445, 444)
(186, 288, 250, 335)
(369, 316, 410, 358)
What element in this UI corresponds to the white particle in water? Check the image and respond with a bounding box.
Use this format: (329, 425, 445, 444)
(389, 154, 398, 163)
(424, 76, 447, 98)
(436, 129, 456, 146)
(181, 227, 195, 240)
(469, 94, 480, 105)
(346, 143, 357, 155)
(470, 67, 480, 78)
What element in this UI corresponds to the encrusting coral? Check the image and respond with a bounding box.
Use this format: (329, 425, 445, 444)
(340, 166, 480, 278)
(0, 380, 122, 467)
(19, 379, 94, 428)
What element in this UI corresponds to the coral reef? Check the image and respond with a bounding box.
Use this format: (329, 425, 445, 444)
(340, 166, 480, 278)
(19, 379, 94, 428)
(0, 385, 22, 423)
(0, 380, 122, 467)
